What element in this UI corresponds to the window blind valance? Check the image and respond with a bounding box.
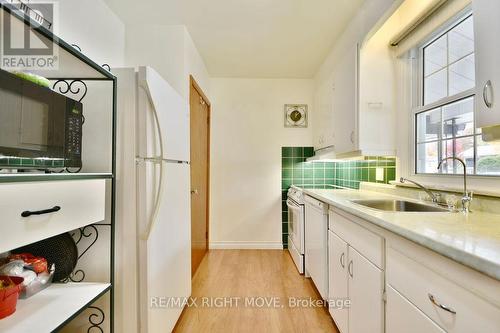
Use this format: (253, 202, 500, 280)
(391, 0, 471, 57)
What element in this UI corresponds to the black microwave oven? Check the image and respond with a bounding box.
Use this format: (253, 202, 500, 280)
(0, 69, 83, 169)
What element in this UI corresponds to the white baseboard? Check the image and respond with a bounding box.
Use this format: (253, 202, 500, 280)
(209, 241, 284, 250)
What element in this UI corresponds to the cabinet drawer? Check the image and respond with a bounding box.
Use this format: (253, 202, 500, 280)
(387, 247, 500, 333)
(0, 180, 106, 253)
(329, 209, 383, 268)
(386, 286, 444, 333)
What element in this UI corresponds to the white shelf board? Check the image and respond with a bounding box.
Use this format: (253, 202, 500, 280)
(0, 282, 110, 333)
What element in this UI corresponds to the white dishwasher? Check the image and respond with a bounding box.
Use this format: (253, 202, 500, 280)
(304, 195, 329, 300)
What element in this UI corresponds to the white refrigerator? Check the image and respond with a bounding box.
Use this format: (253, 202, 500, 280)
(114, 67, 191, 333)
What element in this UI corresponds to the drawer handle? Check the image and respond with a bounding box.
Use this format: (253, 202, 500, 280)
(428, 293, 456, 315)
(348, 260, 353, 278)
(340, 252, 345, 268)
(21, 206, 61, 218)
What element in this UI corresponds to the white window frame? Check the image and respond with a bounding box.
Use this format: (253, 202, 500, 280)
(410, 8, 488, 177)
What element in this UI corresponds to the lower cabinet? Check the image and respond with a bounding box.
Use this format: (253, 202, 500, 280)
(387, 245, 500, 333)
(328, 231, 348, 333)
(328, 222, 384, 333)
(386, 286, 445, 333)
(348, 246, 384, 333)
(322, 202, 500, 333)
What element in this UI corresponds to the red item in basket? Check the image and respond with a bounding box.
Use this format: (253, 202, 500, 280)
(9, 253, 48, 274)
(0, 276, 24, 319)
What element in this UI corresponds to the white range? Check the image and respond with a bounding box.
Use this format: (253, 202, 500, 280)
(287, 185, 305, 274)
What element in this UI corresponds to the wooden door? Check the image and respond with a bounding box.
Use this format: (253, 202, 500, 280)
(328, 231, 349, 333)
(348, 246, 384, 333)
(189, 76, 210, 276)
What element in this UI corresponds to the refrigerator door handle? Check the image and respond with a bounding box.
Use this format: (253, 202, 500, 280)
(141, 76, 165, 160)
(141, 159, 165, 240)
(140, 85, 166, 240)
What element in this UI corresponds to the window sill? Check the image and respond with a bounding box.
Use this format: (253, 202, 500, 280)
(390, 180, 500, 198)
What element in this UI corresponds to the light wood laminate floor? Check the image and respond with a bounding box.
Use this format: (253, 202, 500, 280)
(174, 250, 339, 333)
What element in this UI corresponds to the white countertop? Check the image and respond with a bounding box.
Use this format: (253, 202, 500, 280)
(301, 188, 500, 281)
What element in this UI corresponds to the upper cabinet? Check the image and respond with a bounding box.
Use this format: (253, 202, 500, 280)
(473, 0, 500, 129)
(332, 42, 359, 155)
(313, 42, 358, 154)
(314, 79, 335, 150)
(313, 39, 396, 157)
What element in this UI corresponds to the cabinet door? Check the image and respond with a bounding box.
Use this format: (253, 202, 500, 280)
(332, 42, 359, 154)
(386, 286, 444, 333)
(348, 246, 384, 333)
(314, 80, 335, 150)
(474, 0, 500, 127)
(328, 231, 349, 333)
(304, 198, 328, 300)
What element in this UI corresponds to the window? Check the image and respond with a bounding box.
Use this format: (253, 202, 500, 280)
(415, 13, 500, 176)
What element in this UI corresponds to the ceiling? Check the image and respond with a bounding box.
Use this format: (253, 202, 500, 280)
(103, 0, 365, 78)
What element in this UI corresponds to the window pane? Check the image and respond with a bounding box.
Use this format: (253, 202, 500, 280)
(416, 141, 439, 174)
(442, 97, 474, 139)
(477, 136, 500, 175)
(424, 34, 447, 76)
(448, 16, 474, 62)
(416, 108, 441, 142)
(449, 54, 475, 95)
(415, 14, 487, 176)
(424, 68, 447, 105)
(441, 136, 475, 174)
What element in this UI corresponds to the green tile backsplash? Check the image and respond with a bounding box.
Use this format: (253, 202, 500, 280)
(0, 156, 65, 168)
(281, 147, 396, 248)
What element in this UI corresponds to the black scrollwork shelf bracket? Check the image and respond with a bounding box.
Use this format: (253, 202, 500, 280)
(52, 79, 88, 103)
(63, 225, 100, 283)
(87, 306, 105, 333)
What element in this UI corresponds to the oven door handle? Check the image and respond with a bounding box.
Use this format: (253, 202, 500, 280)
(286, 199, 302, 212)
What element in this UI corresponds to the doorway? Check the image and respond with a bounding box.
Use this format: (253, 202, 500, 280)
(189, 76, 210, 277)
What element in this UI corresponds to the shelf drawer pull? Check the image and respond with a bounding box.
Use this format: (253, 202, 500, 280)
(21, 206, 61, 218)
(348, 260, 353, 278)
(340, 252, 345, 268)
(428, 293, 456, 314)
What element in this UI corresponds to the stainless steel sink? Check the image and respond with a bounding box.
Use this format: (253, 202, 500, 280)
(351, 199, 449, 212)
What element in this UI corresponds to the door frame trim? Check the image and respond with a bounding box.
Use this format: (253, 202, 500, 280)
(189, 75, 211, 261)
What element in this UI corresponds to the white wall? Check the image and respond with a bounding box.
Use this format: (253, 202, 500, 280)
(184, 31, 211, 99)
(54, 0, 125, 67)
(125, 25, 210, 99)
(209, 78, 314, 248)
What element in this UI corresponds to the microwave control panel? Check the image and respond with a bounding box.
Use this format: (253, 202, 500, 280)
(65, 105, 83, 167)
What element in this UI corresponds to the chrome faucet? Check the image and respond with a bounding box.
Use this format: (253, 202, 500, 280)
(400, 177, 440, 204)
(437, 157, 472, 213)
